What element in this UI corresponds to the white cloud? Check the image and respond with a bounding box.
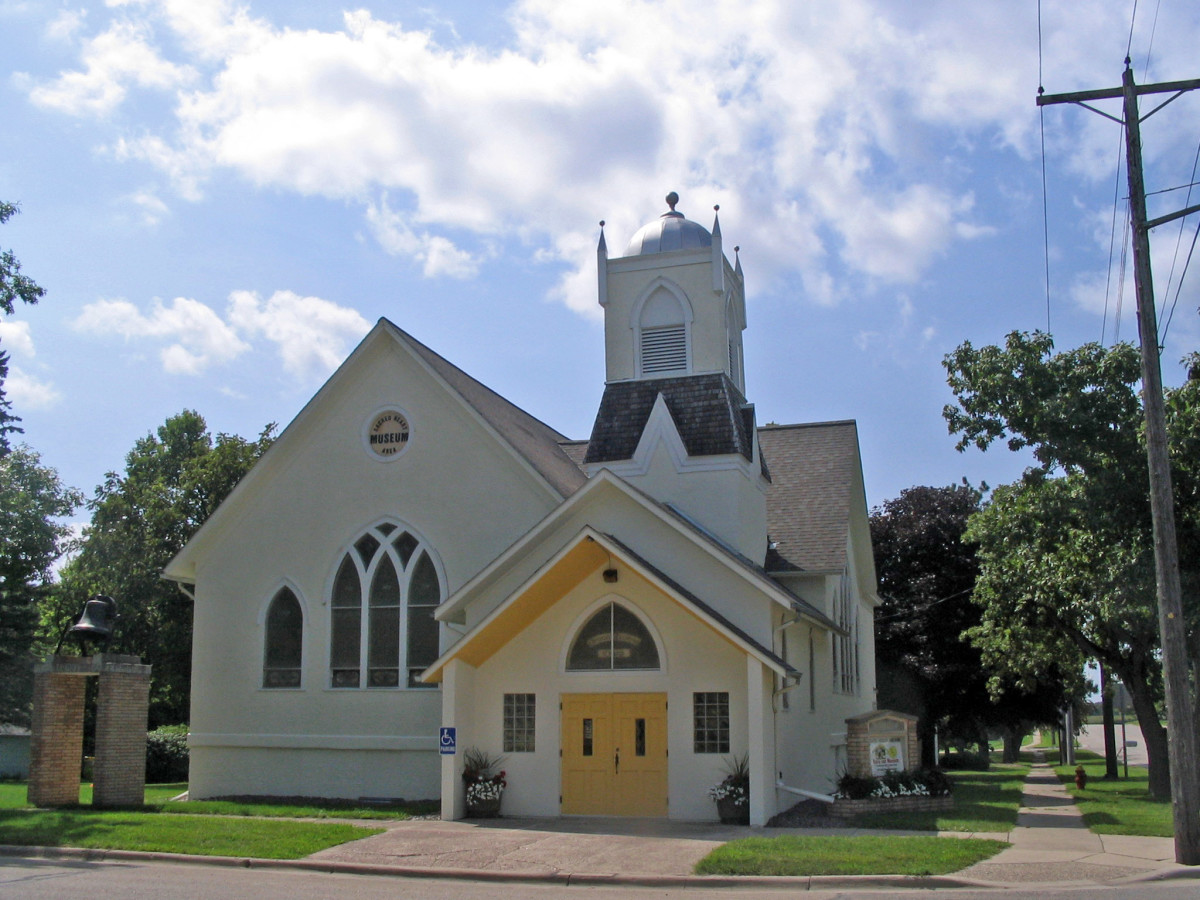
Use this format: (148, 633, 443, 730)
(46, 8, 87, 42)
(127, 189, 170, 225)
(226, 289, 371, 381)
(21, 0, 1200, 312)
(73, 295, 249, 373)
(0, 320, 36, 357)
(5, 366, 61, 409)
(366, 197, 482, 279)
(71, 288, 370, 383)
(27, 18, 194, 115)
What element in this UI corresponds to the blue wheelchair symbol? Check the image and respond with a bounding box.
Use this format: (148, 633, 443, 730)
(439, 727, 457, 755)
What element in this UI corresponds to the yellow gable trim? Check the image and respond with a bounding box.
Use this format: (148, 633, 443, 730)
(431, 538, 608, 677)
(424, 530, 786, 683)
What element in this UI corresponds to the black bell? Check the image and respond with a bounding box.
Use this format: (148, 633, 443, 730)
(68, 595, 118, 651)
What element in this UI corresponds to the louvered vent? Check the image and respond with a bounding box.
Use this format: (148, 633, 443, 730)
(641, 325, 687, 374)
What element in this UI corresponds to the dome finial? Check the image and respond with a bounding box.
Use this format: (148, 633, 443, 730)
(666, 191, 679, 211)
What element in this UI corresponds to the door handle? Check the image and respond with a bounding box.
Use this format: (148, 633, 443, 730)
(614, 747, 620, 774)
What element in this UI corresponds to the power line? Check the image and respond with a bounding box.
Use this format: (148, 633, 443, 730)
(1038, 0, 1052, 332)
(1159, 139, 1200, 343)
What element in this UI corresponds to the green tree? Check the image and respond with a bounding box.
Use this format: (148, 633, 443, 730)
(943, 331, 1200, 798)
(52, 411, 273, 726)
(0, 446, 81, 726)
(0, 202, 46, 454)
(872, 483, 1074, 765)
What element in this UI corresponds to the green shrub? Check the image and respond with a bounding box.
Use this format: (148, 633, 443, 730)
(835, 768, 953, 800)
(146, 727, 189, 783)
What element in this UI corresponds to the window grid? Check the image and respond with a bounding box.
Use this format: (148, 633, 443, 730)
(330, 525, 442, 690)
(503, 693, 536, 752)
(693, 692, 730, 753)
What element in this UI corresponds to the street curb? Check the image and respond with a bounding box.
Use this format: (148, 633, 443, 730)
(0, 845, 998, 889)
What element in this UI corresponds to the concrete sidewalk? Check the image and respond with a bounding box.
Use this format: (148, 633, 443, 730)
(302, 760, 1192, 887)
(959, 761, 1181, 885)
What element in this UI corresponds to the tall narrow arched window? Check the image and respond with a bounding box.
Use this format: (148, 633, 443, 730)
(330, 523, 444, 689)
(567, 602, 660, 671)
(638, 286, 689, 376)
(263, 588, 303, 688)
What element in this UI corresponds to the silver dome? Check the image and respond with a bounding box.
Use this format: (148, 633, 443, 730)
(624, 194, 712, 256)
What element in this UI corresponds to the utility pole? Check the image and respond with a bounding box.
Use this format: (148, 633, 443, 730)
(1038, 63, 1200, 865)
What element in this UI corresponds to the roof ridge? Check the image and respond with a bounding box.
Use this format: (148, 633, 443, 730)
(382, 318, 571, 441)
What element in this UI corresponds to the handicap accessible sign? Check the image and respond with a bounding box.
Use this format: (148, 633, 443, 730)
(439, 727, 457, 755)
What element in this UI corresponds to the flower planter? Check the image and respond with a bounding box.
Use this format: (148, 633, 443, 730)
(466, 797, 502, 818)
(716, 797, 750, 825)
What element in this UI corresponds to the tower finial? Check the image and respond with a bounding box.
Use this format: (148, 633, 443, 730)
(666, 191, 679, 211)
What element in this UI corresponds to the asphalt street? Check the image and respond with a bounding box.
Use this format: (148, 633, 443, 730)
(3, 859, 1200, 900)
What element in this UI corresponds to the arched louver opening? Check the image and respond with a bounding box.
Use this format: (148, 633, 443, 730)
(639, 286, 688, 376)
(329, 524, 444, 688)
(567, 602, 660, 671)
(263, 588, 303, 688)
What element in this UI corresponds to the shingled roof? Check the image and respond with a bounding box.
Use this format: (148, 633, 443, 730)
(392, 322, 589, 498)
(757, 422, 860, 574)
(582, 374, 763, 472)
(563, 419, 861, 577)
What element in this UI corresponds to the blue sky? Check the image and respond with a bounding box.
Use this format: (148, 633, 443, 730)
(2, 0, 1199, 536)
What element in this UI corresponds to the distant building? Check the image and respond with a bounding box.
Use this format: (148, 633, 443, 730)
(0, 724, 32, 779)
(166, 195, 879, 823)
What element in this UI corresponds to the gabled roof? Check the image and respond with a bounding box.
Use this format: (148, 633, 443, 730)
(757, 421, 862, 574)
(436, 467, 838, 632)
(557, 420, 864, 578)
(422, 525, 796, 684)
(164, 318, 585, 582)
(392, 321, 587, 498)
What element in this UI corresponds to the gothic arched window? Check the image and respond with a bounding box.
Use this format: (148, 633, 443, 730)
(567, 602, 660, 671)
(263, 587, 303, 688)
(330, 524, 444, 688)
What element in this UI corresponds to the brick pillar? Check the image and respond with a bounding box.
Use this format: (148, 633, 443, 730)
(93, 658, 151, 808)
(28, 671, 86, 807)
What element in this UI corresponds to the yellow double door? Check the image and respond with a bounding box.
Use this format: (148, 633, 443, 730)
(560, 692, 668, 817)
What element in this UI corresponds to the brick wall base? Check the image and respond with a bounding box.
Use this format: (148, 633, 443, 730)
(829, 794, 955, 818)
(28, 673, 85, 807)
(94, 666, 151, 807)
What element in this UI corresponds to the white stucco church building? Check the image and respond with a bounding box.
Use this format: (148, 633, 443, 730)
(164, 194, 880, 825)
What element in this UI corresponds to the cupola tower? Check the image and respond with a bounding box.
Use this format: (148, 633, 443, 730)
(585, 193, 768, 563)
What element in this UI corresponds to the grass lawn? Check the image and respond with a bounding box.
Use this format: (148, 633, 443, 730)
(695, 835, 1007, 876)
(845, 762, 1029, 833)
(1055, 754, 1172, 837)
(0, 808, 379, 858)
(1, 781, 437, 820)
(0, 780, 419, 858)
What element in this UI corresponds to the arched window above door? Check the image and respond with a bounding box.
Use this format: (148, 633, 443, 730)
(567, 602, 660, 671)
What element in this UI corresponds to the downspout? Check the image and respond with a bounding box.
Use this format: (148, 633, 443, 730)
(775, 781, 835, 804)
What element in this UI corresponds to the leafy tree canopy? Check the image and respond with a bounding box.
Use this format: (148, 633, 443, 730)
(52, 410, 274, 726)
(0, 201, 46, 454)
(944, 331, 1200, 797)
(871, 483, 1074, 763)
(0, 445, 81, 726)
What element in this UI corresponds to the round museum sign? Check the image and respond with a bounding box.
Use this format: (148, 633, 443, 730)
(365, 408, 411, 459)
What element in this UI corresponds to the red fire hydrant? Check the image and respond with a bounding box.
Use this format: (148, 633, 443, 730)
(1074, 765, 1088, 789)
